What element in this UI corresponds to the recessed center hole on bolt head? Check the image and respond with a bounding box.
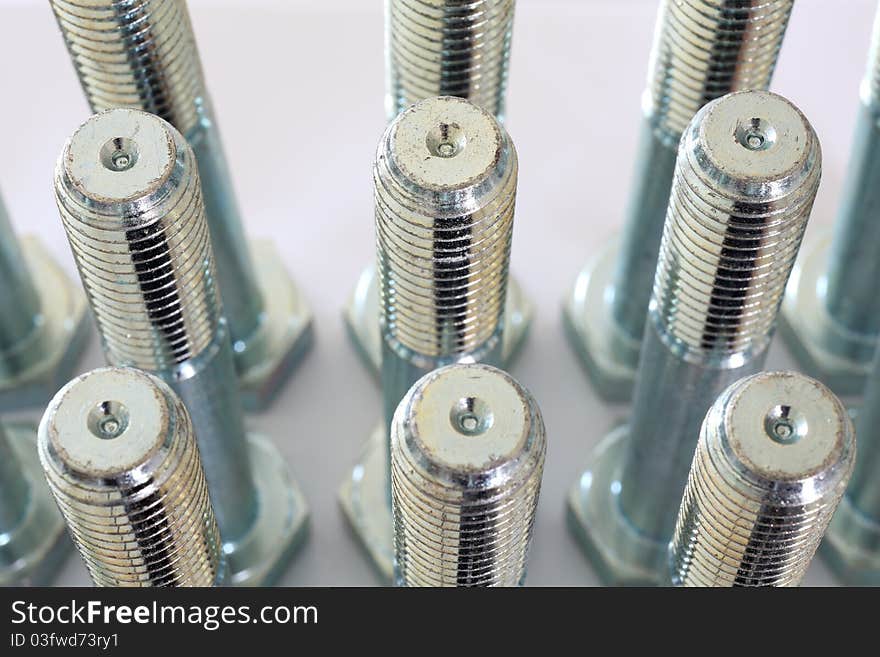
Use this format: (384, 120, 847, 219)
(100, 137, 139, 172)
(764, 404, 807, 445)
(87, 400, 130, 440)
(426, 122, 467, 158)
(735, 118, 777, 152)
(450, 396, 493, 436)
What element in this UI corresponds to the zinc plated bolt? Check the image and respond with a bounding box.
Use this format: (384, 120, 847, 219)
(567, 90, 821, 586)
(339, 96, 517, 583)
(344, 0, 531, 381)
(54, 108, 309, 586)
(670, 371, 854, 587)
(50, 0, 312, 411)
(781, 6, 880, 395)
(391, 364, 545, 587)
(0, 188, 89, 411)
(0, 420, 71, 586)
(39, 367, 225, 587)
(822, 338, 880, 585)
(562, 0, 794, 402)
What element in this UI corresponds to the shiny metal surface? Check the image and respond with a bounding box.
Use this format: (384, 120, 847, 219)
(568, 90, 820, 585)
(563, 0, 793, 401)
(341, 96, 517, 582)
(0, 421, 71, 586)
(54, 108, 308, 586)
(781, 6, 880, 395)
(385, 0, 514, 121)
(0, 190, 88, 411)
(39, 367, 224, 587)
(671, 372, 854, 587)
(50, 0, 312, 410)
(391, 364, 544, 586)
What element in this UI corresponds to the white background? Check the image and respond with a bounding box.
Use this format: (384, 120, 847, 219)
(0, 0, 873, 586)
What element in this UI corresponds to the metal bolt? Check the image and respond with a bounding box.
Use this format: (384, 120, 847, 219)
(385, 0, 515, 121)
(344, 0, 531, 382)
(39, 367, 225, 587)
(782, 7, 880, 395)
(563, 0, 794, 402)
(340, 96, 517, 582)
(823, 340, 880, 584)
(669, 371, 854, 587)
(53, 108, 308, 586)
(567, 90, 821, 585)
(0, 188, 88, 411)
(0, 419, 71, 586)
(391, 363, 545, 587)
(50, 0, 312, 411)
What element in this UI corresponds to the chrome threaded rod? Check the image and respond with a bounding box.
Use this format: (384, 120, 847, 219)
(622, 90, 820, 546)
(49, 0, 288, 391)
(391, 363, 545, 587)
(377, 95, 516, 427)
(39, 367, 224, 587)
(670, 372, 854, 587)
(386, 0, 515, 121)
(54, 107, 258, 546)
(564, 0, 793, 401)
(569, 90, 821, 586)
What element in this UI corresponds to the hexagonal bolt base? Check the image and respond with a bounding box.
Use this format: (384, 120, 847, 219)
(338, 424, 394, 584)
(343, 263, 533, 380)
(820, 493, 880, 586)
(235, 240, 313, 412)
(0, 421, 72, 586)
(779, 234, 874, 397)
(562, 240, 641, 403)
(566, 425, 669, 586)
(224, 433, 310, 587)
(0, 237, 89, 413)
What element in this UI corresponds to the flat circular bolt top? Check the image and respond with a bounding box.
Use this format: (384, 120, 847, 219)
(669, 371, 855, 587)
(39, 367, 224, 587)
(391, 363, 545, 587)
(62, 108, 177, 206)
(693, 90, 818, 199)
(402, 363, 530, 478)
(722, 372, 850, 489)
(42, 367, 169, 480)
(390, 97, 504, 193)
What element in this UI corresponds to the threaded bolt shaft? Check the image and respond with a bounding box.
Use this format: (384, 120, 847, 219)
(391, 363, 545, 587)
(50, 0, 271, 375)
(652, 90, 820, 359)
(376, 95, 515, 362)
(54, 107, 258, 545)
(39, 367, 224, 587)
(670, 371, 854, 587)
(386, 0, 515, 121)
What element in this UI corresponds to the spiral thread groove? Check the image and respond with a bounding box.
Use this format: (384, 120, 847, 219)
(51, 0, 205, 136)
(386, 0, 514, 120)
(391, 364, 545, 586)
(376, 96, 516, 358)
(39, 368, 223, 587)
(647, 0, 793, 140)
(652, 91, 820, 359)
(55, 108, 221, 371)
(670, 372, 854, 586)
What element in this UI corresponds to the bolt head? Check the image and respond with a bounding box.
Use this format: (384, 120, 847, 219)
(779, 234, 873, 397)
(235, 240, 313, 412)
(562, 240, 640, 403)
(0, 237, 90, 412)
(567, 425, 669, 586)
